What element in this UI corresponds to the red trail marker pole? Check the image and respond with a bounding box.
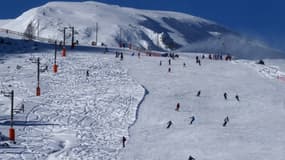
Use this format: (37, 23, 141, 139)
(9, 90, 15, 142)
(53, 41, 58, 73)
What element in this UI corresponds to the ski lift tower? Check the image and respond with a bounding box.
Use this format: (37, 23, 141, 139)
(62, 27, 68, 57)
(70, 26, 75, 49)
(0, 90, 15, 142)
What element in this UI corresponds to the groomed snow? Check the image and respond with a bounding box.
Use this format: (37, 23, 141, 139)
(118, 53, 285, 160)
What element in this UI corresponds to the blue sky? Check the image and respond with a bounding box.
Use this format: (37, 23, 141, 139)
(0, 0, 284, 51)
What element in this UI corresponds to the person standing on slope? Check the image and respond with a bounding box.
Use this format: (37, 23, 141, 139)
(224, 92, 228, 100)
(175, 103, 180, 111)
(196, 56, 199, 63)
(120, 52, 124, 61)
(168, 59, 171, 65)
(86, 70, 89, 77)
(122, 136, 127, 148)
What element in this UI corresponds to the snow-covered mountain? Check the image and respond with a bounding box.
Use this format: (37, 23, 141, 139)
(0, 19, 11, 27)
(1, 1, 284, 59)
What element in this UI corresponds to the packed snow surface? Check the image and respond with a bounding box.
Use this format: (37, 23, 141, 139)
(0, 51, 145, 159)
(0, 47, 285, 160)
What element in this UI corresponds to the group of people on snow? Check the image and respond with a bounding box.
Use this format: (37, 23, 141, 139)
(166, 91, 240, 130)
(115, 52, 124, 60)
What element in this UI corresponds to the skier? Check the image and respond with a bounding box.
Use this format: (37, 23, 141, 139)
(168, 67, 171, 73)
(190, 116, 195, 125)
(160, 60, 162, 66)
(223, 116, 229, 127)
(122, 136, 127, 148)
(175, 103, 180, 111)
(21, 103, 25, 113)
(183, 62, 186, 67)
(166, 120, 173, 129)
(224, 92, 228, 100)
(120, 52, 124, 61)
(104, 47, 108, 53)
(188, 155, 196, 160)
(138, 52, 141, 58)
(235, 94, 240, 101)
(86, 70, 89, 78)
(209, 54, 212, 60)
(197, 59, 201, 66)
(202, 54, 205, 59)
(196, 90, 201, 97)
(168, 59, 171, 65)
(195, 56, 199, 63)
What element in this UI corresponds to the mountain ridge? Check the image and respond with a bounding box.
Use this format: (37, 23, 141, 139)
(1, 1, 284, 59)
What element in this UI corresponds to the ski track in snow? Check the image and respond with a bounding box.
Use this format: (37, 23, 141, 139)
(0, 52, 145, 160)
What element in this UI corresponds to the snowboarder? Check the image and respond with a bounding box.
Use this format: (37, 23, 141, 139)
(224, 92, 228, 100)
(196, 90, 201, 97)
(168, 59, 171, 65)
(190, 116, 195, 125)
(235, 94, 240, 101)
(166, 120, 173, 129)
(175, 103, 180, 111)
(188, 155, 196, 160)
(160, 60, 162, 66)
(122, 136, 127, 148)
(223, 116, 229, 127)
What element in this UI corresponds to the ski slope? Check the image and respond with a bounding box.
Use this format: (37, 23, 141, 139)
(0, 51, 145, 159)
(0, 48, 285, 160)
(118, 53, 285, 160)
